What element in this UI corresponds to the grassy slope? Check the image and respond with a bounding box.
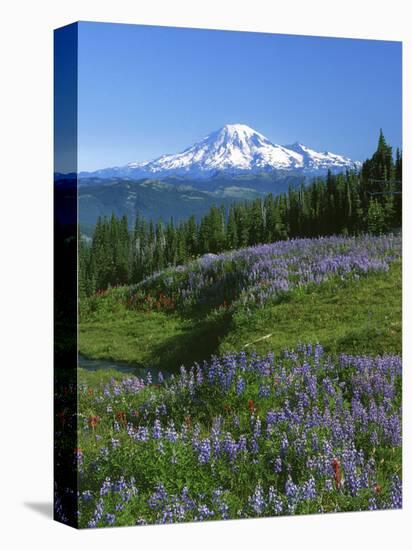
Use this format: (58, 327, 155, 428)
(221, 261, 401, 357)
(79, 261, 401, 372)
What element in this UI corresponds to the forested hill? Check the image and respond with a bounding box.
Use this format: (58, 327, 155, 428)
(78, 179, 240, 234)
(79, 131, 402, 296)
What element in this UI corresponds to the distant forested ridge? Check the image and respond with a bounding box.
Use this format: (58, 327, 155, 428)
(79, 131, 401, 296)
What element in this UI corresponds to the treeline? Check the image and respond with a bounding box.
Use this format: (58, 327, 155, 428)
(79, 131, 402, 296)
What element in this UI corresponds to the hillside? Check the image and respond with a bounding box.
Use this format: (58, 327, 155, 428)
(79, 233, 401, 370)
(77, 172, 309, 233)
(78, 178, 238, 230)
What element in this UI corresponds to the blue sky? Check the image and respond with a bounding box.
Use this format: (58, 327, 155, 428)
(78, 22, 402, 171)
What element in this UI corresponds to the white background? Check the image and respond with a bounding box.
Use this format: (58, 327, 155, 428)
(1, 0, 410, 548)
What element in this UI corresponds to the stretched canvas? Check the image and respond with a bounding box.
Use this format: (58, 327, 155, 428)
(54, 21, 402, 528)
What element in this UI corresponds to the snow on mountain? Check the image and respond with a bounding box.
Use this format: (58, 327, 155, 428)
(83, 124, 361, 179)
(284, 142, 362, 173)
(134, 124, 304, 176)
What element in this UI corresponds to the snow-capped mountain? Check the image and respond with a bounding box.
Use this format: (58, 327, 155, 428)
(284, 142, 362, 173)
(84, 124, 361, 179)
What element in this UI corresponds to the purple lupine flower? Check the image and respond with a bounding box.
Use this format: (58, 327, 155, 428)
(274, 456, 282, 473)
(197, 438, 212, 464)
(156, 403, 167, 416)
(280, 434, 289, 457)
(211, 416, 222, 456)
(105, 513, 116, 525)
(196, 365, 203, 386)
(135, 426, 149, 442)
(249, 484, 265, 515)
(212, 489, 229, 519)
(100, 477, 112, 496)
(222, 432, 238, 462)
(302, 477, 317, 500)
(258, 384, 271, 398)
(389, 475, 402, 509)
(285, 477, 299, 513)
(88, 497, 104, 528)
(236, 377, 246, 396)
(368, 498, 377, 511)
(196, 504, 214, 521)
(253, 417, 262, 439)
(148, 483, 168, 510)
(238, 434, 247, 454)
(153, 419, 162, 439)
(181, 487, 196, 511)
(268, 486, 283, 515)
(341, 447, 361, 496)
(165, 421, 178, 442)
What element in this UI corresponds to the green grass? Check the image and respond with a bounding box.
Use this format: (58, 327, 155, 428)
(79, 305, 233, 371)
(220, 261, 401, 357)
(79, 261, 401, 373)
(77, 367, 131, 387)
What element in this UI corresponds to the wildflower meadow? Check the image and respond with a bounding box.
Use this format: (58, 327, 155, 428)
(70, 344, 402, 527)
(68, 233, 402, 527)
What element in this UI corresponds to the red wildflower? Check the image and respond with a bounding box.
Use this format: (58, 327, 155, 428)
(88, 415, 99, 429)
(331, 458, 342, 488)
(374, 483, 382, 495)
(248, 399, 255, 413)
(116, 411, 127, 424)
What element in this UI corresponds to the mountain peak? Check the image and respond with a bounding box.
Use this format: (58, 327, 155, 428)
(286, 142, 309, 151)
(207, 123, 270, 148)
(219, 123, 260, 135)
(83, 124, 361, 179)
